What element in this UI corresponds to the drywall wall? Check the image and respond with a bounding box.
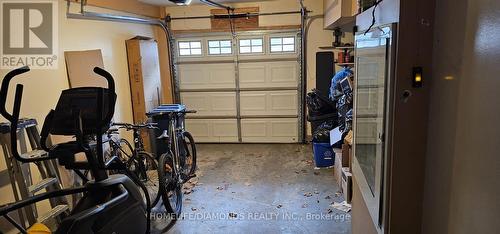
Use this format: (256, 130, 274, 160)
(0, 1, 157, 231)
(423, 0, 500, 233)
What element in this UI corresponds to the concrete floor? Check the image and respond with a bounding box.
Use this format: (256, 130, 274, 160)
(153, 144, 351, 234)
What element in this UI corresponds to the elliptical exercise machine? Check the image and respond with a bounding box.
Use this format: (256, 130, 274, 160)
(0, 66, 149, 233)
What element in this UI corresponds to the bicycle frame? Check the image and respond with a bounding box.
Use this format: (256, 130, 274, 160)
(168, 113, 183, 181)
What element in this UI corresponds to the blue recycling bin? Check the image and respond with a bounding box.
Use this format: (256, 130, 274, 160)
(312, 142, 335, 167)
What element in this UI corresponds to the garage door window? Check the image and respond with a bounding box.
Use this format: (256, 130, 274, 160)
(239, 38, 263, 54)
(179, 41, 202, 56)
(270, 37, 295, 53)
(208, 40, 232, 55)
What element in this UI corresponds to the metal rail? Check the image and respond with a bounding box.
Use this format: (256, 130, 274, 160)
(169, 11, 307, 21)
(299, 4, 308, 143)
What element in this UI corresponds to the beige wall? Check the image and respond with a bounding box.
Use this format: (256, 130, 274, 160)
(423, 0, 500, 233)
(0, 0, 157, 228)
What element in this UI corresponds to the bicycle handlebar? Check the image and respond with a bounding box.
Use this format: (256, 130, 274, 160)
(111, 122, 158, 130)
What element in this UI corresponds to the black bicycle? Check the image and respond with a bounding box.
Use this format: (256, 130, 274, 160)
(106, 122, 161, 206)
(148, 105, 197, 219)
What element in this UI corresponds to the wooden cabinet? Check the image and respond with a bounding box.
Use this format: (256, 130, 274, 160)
(324, 0, 357, 29)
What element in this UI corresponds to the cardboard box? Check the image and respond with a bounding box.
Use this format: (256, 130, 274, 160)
(341, 144, 350, 167)
(334, 148, 343, 188)
(341, 167, 352, 203)
(126, 37, 163, 151)
(64, 49, 105, 88)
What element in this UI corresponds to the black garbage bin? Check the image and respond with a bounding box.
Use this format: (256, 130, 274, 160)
(146, 104, 186, 157)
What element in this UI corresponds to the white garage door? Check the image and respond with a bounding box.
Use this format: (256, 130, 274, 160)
(175, 31, 302, 143)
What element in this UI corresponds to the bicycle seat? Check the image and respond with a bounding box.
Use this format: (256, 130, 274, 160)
(157, 130, 169, 140)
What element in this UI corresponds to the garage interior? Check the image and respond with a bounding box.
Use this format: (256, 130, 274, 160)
(0, 0, 499, 234)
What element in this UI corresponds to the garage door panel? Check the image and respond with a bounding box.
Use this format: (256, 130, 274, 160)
(179, 64, 235, 89)
(181, 92, 236, 116)
(186, 119, 238, 143)
(241, 118, 298, 142)
(239, 65, 266, 84)
(269, 62, 298, 83)
(239, 61, 298, 88)
(270, 92, 298, 111)
(240, 91, 298, 116)
(240, 93, 266, 112)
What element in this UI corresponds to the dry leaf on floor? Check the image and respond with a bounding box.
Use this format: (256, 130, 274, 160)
(331, 201, 351, 213)
(304, 192, 313, 197)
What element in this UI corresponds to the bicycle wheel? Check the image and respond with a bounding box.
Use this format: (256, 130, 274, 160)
(158, 152, 182, 219)
(137, 152, 161, 207)
(179, 131, 197, 177)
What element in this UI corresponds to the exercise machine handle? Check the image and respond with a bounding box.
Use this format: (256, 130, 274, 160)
(93, 67, 115, 93)
(0, 66, 58, 163)
(93, 67, 116, 128)
(0, 66, 29, 121)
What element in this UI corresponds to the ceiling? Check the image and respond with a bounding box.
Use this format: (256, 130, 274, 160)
(139, 0, 277, 6)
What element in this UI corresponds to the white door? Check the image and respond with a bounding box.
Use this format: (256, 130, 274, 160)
(176, 31, 301, 143)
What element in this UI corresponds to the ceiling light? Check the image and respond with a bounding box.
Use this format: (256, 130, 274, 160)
(169, 0, 192, 6)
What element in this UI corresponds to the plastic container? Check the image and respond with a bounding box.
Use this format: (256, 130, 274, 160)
(312, 142, 335, 168)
